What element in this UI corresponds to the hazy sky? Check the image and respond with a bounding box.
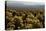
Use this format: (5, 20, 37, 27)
(6, 1, 44, 8)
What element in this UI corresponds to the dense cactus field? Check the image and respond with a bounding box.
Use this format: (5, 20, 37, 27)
(5, 7, 45, 30)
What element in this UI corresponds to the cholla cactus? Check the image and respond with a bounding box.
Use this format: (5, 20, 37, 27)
(5, 8, 45, 30)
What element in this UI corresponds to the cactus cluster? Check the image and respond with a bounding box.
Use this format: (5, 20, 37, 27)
(5, 8, 45, 30)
